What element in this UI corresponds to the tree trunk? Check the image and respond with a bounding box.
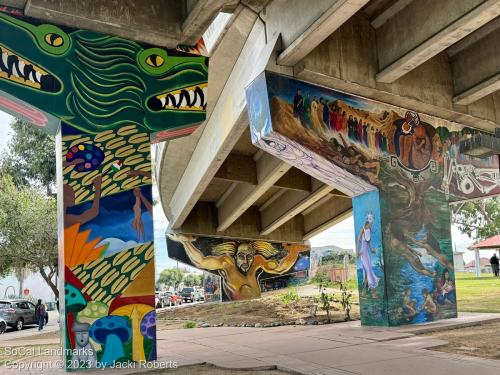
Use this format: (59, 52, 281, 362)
(40, 267, 59, 298)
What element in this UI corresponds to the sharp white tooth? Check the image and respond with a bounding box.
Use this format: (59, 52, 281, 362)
(194, 93, 201, 107)
(165, 96, 170, 107)
(18, 61, 25, 73)
(179, 95, 188, 108)
(160, 97, 166, 107)
(30, 71, 36, 82)
(202, 86, 207, 98)
(12, 64, 19, 77)
(188, 89, 195, 104)
(36, 71, 42, 82)
(2, 53, 8, 68)
(173, 93, 179, 107)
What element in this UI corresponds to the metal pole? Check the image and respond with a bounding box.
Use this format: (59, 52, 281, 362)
(475, 249, 481, 278)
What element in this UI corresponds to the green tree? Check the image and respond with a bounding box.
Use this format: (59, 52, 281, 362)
(0, 119, 55, 195)
(452, 197, 500, 240)
(183, 273, 203, 287)
(0, 175, 59, 297)
(157, 268, 185, 289)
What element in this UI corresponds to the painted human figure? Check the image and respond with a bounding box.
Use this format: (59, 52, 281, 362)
(403, 287, 417, 320)
(169, 234, 308, 300)
(422, 288, 437, 320)
(293, 89, 303, 118)
(71, 322, 97, 368)
(434, 269, 456, 305)
(411, 123, 431, 169)
(357, 213, 379, 298)
(63, 175, 102, 227)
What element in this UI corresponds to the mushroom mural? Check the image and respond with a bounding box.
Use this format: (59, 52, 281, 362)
(65, 283, 88, 350)
(140, 310, 157, 361)
(111, 304, 154, 361)
(89, 316, 131, 365)
(77, 301, 109, 352)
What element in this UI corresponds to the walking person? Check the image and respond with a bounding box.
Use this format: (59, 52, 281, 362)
(490, 253, 499, 277)
(35, 299, 46, 331)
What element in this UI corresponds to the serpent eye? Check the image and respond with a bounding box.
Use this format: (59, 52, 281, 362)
(146, 54, 164, 67)
(44, 33, 64, 47)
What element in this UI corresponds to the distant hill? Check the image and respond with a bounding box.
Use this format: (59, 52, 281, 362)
(311, 245, 355, 267)
(312, 245, 354, 255)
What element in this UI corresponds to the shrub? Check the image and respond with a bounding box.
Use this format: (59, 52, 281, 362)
(184, 321, 196, 329)
(280, 288, 300, 305)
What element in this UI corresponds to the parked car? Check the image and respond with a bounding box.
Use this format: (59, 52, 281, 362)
(180, 287, 203, 303)
(165, 291, 182, 306)
(0, 299, 48, 330)
(155, 291, 167, 308)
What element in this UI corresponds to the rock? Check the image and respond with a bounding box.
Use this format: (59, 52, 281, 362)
(272, 322, 281, 327)
(263, 323, 273, 328)
(200, 323, 210, 328)
(295, 319, 306, 325)
(307, 320, 318, 325)
(254, 323, 263, 328)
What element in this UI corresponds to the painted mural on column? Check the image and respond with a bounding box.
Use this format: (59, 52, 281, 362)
(246, 71, 500, 326)
(0, 10, 208, 368)
(167, 234, 310, 301)
(353, 190, 388, 326)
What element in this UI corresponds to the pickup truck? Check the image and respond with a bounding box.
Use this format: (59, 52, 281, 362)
(180, 287, 203, 303)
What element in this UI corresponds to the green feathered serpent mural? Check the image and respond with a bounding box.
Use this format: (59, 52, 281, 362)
(0, 11, 208, 136)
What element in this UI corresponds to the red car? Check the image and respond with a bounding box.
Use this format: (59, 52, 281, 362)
(165, 291, 182, 306)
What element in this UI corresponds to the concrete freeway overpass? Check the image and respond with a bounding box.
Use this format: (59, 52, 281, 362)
(6, 0, 499, 242)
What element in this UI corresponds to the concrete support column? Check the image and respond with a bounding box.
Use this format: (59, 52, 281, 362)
(246, 71, 500, 326)
(475, 249, 481, 277)
(57, 123, 156, 367)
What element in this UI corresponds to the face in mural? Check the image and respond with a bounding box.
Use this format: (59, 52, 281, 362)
(235, 243, 256, 273)
(0, 12, 208, 136)
(247, 71, 500, 326)
(168, 234, 309, 301)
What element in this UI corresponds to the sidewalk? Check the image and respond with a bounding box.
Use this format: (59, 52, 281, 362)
(1, 312, 499, 374)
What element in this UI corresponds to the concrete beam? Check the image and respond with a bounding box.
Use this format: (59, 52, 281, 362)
(181, 0, 238, 45)
(370, 0, 413, 29)
(214, 154, 311, 190)
(169, 0, 317, 229)
(260, 183, 333, 235)
(452, 28, 500, 105)
(294, 14, 500, 132)
(303, 195, 353, 240)
(0, 0, 26, 9)
(217, 153, 291, 231)
(274, 168, 312, 191)
(158, 6, 257, 219)
(376, 0, 500, 83)
(214, 154, 257, 184)
(277, 0, 369, 66)
(179, 202, 304, 242)
(25, 0, 183, 47)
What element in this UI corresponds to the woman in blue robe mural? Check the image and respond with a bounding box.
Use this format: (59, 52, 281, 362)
(357, 212, 379, 298)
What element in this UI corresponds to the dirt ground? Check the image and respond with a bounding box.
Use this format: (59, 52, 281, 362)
(157, 288, 360, 328)
(423, 321, 500, 359)
(131, 364, 291, 374)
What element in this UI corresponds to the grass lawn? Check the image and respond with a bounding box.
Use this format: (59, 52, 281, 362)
(455, 273, 500, 313)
